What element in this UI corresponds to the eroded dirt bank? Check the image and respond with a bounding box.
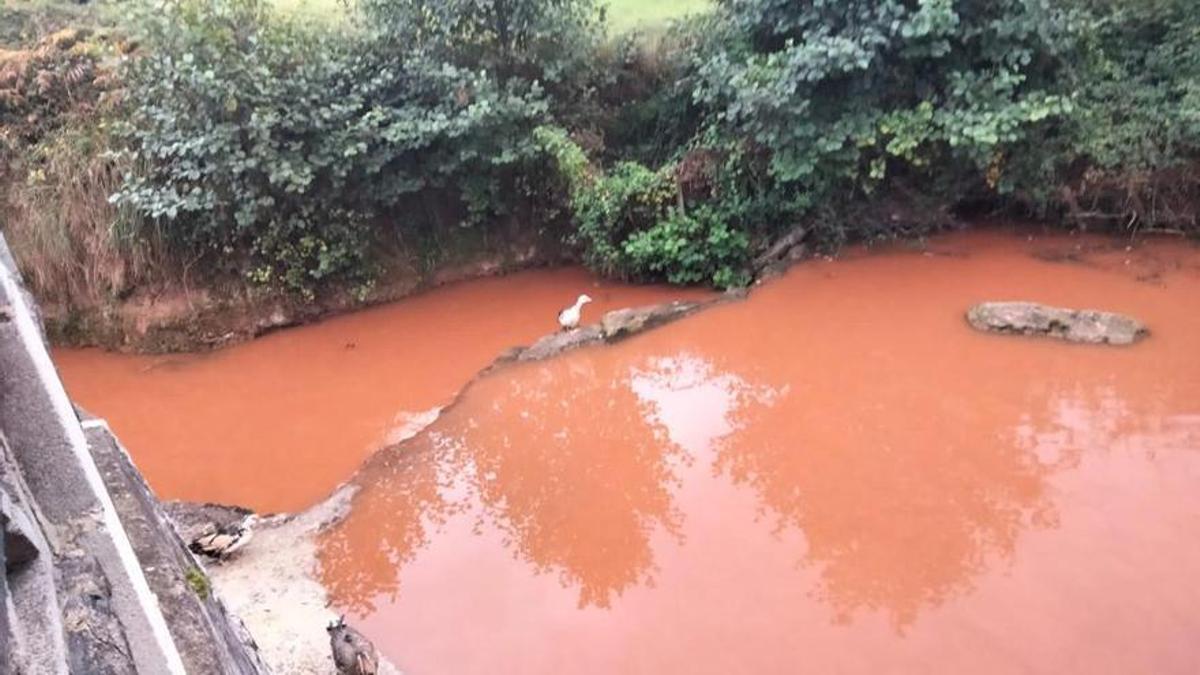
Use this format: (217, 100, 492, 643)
(41, 240, 562, 354)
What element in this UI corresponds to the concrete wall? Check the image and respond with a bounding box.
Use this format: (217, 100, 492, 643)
(1, 233, 268, 674)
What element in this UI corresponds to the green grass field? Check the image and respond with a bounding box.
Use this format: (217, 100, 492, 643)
(271, 0, 712, 32)
(603, 0, 711, 32)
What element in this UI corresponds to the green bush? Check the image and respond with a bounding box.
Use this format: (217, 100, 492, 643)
(682, 0, 1200, 235)
(113, 0, 568, 295)
(1024, 0, 1200, 229)
(624, 205, 749, 287)
(1068, 0, 1200, 172)
(357, 0, 605, 114)
(537, 125, 750, 287)
(570, 161, 677, 273)
(594, 28, 707, 167)
(537, 126, 672, 273)
(25, 0, 1197, 309)
(688, 0, 1080, 228)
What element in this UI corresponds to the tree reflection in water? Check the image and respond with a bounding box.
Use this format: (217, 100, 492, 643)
(306, 236, 1200, 673)
(320, 330, 1197, 632)
(447, 357, 686, 608)
(318, 441, 463, 614)
(706, 335, 1196, 631)
(320, 351, 733, 611)
(714, 381, 1058, 629)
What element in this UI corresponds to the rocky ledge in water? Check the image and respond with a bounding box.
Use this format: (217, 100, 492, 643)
(512, 292, 746, 364)
(966, 301, 1149, 345)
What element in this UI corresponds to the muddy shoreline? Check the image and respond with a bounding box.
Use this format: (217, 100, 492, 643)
(191, 487, 409, 674)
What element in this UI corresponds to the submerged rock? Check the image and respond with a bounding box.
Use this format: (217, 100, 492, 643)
(966, 301, 1148, 345)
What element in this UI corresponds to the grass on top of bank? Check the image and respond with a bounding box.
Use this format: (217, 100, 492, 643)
(269, 0, 712, 30)
(603, 0, 711, 31)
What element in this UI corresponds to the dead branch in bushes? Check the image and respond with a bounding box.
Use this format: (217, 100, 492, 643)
(1060, 164, 1200, 235)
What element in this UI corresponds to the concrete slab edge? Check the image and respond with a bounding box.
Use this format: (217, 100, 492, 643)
(0, 239, 188, 674)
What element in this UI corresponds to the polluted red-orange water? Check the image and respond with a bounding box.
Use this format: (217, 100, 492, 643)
(317, 230, 1200, 674)
(52, 269, 709, 512)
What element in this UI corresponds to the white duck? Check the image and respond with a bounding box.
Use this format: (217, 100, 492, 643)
(557, 293, 593, 331)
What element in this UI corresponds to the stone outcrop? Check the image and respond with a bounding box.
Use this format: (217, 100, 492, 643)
(516, 324, 605, 362)
(966, 301, 1148, 345)
(512, 295, 746, 364)
(600, 300, 706, 341)
(513, 301, 706, 363)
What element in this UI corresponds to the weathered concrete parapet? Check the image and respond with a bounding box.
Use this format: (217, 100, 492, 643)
(2, 431, 74, 674)
(84, 416, 272, 674)
(1, 232, 269, 673)
(3, 231, 178, 673)
(966, 301, 1149, 345)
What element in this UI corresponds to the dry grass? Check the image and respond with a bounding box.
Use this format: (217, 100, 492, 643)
(2, 125, 161, 306)
(0, 24, 163, 308)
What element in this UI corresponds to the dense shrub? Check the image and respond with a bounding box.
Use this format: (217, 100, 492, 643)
(1068, 0, 1200, 172)
(681, 0, 1200, 236)
(1, 28, 118, 174)
(0, 27, 143, 305)
(624, 204, 749, 287)
(692, 0, 1079, 214)
(593, 29, 706, 167)
(357, 0, 604, 95)
(537, 125, 750, 287)
(1041, 0, 1200, 229)
(113, 0, 571, 295)
(9, 0, 1200, 311)
(540, 0, 1092, 285)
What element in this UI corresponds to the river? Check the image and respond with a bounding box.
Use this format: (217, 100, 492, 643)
(55, 228, 1200, 673)
(53, 269, 710, 512)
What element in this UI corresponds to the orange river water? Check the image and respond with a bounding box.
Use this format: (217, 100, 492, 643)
(54, 229, 1200, 673)
(53, 270, 710, 512)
